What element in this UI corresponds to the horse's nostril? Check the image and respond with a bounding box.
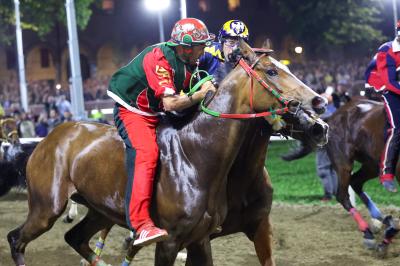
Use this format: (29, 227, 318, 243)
(312, 123, 324, 137)
(312, 96, 327, 115)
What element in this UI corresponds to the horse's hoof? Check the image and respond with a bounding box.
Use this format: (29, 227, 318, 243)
(62, 215, 73, 223)
(370, 218, 383, 233)
(375, 243, 388, 259)
(363, 238, 376, 250)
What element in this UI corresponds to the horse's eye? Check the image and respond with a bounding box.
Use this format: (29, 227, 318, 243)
(266, 69, 278, 77)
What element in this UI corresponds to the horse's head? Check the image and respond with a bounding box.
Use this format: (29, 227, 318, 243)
(235, 40, 328, 146)
(0, 118, 20, 145)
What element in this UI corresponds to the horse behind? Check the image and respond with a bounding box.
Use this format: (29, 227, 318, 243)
(283, 97, 400, 257)
(7, 40, 328, 266)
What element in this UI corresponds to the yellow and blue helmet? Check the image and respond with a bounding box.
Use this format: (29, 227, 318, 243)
(218, 20, 249, 42)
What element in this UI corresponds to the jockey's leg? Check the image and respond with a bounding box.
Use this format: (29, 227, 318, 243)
(114, 106, 167, 246)
(379, 91, 400, 192)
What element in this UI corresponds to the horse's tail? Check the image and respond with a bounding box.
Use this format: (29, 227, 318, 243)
(0, 160, 19, 197)
(281, 140, 313, 161)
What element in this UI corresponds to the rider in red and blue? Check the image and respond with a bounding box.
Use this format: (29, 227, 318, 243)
(365, 20, 400, 193)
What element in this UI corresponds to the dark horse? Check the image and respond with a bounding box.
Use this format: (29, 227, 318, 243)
(283, 97, 400, 257)
(7, 41, 328, 266)
(0, 117, 26, 197)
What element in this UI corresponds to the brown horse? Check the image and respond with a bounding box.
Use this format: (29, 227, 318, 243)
(282, 97, 400, 257)
(7, 41, 328, 266)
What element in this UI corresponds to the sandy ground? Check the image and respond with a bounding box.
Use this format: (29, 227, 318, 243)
(0, 191, 399, 266)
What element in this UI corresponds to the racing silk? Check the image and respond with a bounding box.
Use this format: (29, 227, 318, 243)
(199, 42, 224, 74)
(108, 43, 191, 116)
(365, 40, 400, 95)
(198, 42, 233, 84)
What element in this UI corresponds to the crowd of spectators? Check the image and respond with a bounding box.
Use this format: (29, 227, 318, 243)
(0, 74, 110, 112)
(289, 58, 369, 95)
(0, 74, 111, 138)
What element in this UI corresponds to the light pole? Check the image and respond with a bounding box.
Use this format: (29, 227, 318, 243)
(393, 0, 398, 37)
(14, 0, 28, 112)
(180, 0, 187, 19)
(144, 0, 171, 43)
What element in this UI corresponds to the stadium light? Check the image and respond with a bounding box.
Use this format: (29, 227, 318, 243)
(294, 46, 303, 54)
(144, 0, 171, 42)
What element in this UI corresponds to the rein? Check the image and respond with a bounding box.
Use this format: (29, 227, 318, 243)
(199, 57, 294, 119)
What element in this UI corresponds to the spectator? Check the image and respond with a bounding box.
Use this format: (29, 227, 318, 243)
(316, 90, 338, 201)
(47, 108, 62, 132)
(56, 94, 72, 118)
(19, 112, 36, 138)
(35, 112, 49, 137)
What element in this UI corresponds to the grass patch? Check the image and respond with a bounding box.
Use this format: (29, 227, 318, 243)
(267, 140, 400, 206)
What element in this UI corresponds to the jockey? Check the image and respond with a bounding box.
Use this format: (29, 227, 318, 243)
(107, 18, 216, 246)
(365, 20, 400, 193)
(199, 19, 249, 84)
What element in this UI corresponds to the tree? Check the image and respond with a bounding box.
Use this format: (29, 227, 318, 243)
(0, 0, 100, 82)
(273, 0, 385, 54)
(0, 0, 100, 45)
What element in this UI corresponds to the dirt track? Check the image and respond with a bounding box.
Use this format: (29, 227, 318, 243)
(0, 191, 399, 266)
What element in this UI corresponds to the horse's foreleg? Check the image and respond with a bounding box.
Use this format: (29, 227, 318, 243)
(336, 166, 375, 249)
(121, 244, 143, 266)
(94, 227, 112, 257)
(185, 238, 213, 266)
(351, 164, 383, 221)
(251, 216, 275, 266)
(64, 208, 114, 265)
(155, 240, 180, 266)
(376, 217, 400, 258)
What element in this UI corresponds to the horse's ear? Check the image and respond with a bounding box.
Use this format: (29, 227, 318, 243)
(239, 39, 257, 64)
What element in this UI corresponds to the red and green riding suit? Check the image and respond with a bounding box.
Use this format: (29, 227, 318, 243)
(107, 43, 191, 233)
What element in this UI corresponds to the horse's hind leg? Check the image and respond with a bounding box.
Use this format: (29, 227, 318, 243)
(64, 208, 114, 265)
(7, 177, 69, 265)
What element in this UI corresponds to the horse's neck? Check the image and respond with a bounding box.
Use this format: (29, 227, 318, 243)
(175, 68, 254, 175)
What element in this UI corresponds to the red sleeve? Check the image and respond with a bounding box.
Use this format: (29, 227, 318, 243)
(143, 47, 176, 99)
(376, 49, 400, 91)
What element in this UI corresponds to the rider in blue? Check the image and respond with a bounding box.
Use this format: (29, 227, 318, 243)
(199, 20, 250, 84)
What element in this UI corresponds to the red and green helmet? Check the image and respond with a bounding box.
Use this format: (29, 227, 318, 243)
(168, 18, 215, 47)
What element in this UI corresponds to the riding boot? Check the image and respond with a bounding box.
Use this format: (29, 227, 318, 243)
(379, 128, 400, 192)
